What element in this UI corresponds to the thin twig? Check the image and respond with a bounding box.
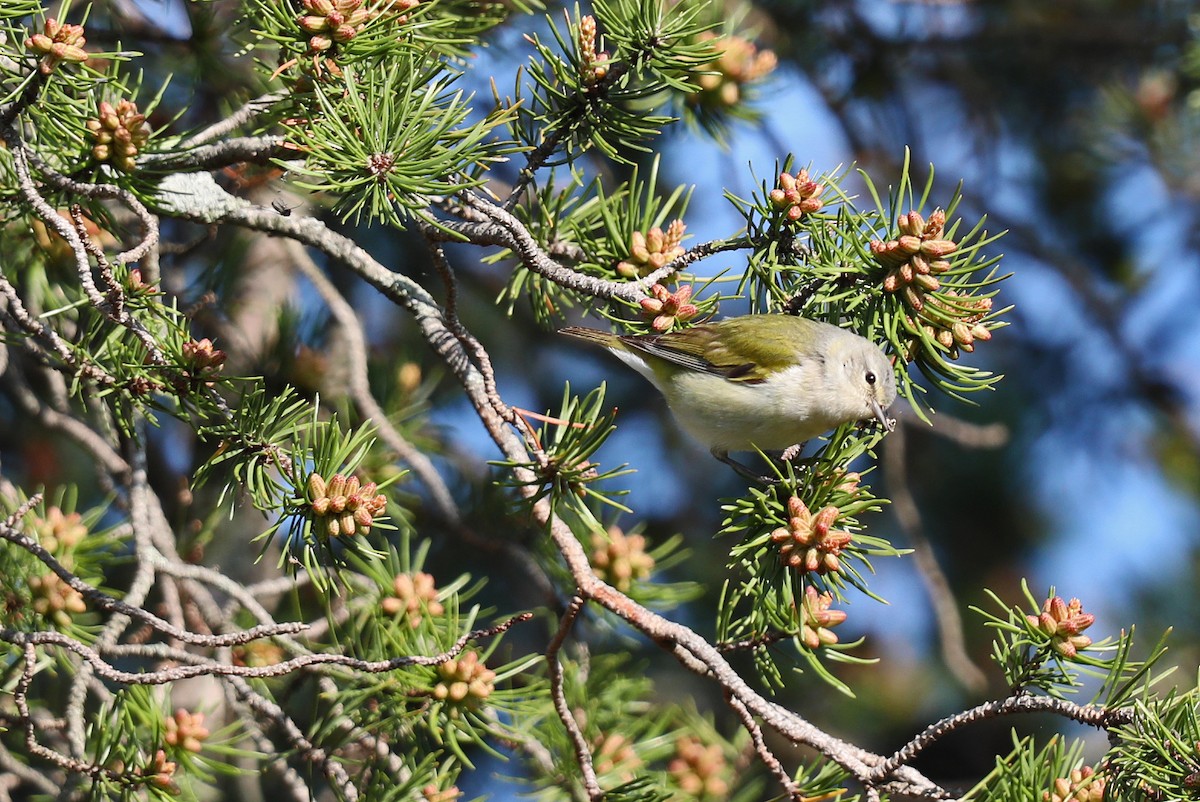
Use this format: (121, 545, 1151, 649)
(867, 694, 1134, 783)
(424, 237, 515, 424)
(903, 411, 1008, 449)
(502, 57, 632, 209)
(24, 147, 159, 265)
(1, 613, 534, 684)
(65, 438, 181, 755)
(547, 596, 601, 799)
(883, 421, 989, 694)
(181, 92, 288, 147)
(140, 135, 290, 171)
(11, 145, 105, 308)
(727, 692, 802, 800)
(0, 516, 307, 647)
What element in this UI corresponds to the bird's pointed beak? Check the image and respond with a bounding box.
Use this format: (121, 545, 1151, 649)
(871, 399, 895, 432)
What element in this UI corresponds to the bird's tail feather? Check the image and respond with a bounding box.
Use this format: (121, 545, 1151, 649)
(559, 326, 619, 347)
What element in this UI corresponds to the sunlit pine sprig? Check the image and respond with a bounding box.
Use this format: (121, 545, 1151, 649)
(1105, 689, 1200, 800)
(242, 0, 497, 82)
(495, 157, 706, 329)
(491, 166, 615, 326)
(1, 489, 121, 640)
(155, 703, 256, 792)
(528, 656, 765, 802)
(6, 484, 110, 561)
(86, 99, 150, 172)
(312, 539, 537, 769)
(716, 431, 902, 693)
(237, 408, 398, 590)
(721, 436, 897, 601)
(678, 12, 778, 144)
(82, 687, 192, 799)
(967, 736, 1096, 802)
(565, 511, 701, 611)
(25, 16, 88, 74)
(661, 710, 759, 801)
(853, 155, 1011, 416)
(973, 580, 1169, 702)
(73, 686, 258, 799)
(5, 10, 137, 105)
(282, 61, 518, 228)
(246, 0, 410, 75)
(723, 158, 851, 314)
(523, 653, 675, 799)
(594, 273, 721, 338)
(74, 68, 172, 184)
(340, 535, 480, 655)
(351, 751, 468, 802)
(588, 155, 693, 282)
(325, 607, 543, 765)
(70, 276, 233, 433)
(1042, 765, 1107, 802)
(493, 383, 633, 513)
(511, 0, 713, 164)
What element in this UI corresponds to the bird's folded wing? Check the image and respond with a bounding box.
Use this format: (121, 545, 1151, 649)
(618, 324, 769, 383)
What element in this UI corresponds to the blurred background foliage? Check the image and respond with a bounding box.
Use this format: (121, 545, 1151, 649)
(4, 0, 1199, 795)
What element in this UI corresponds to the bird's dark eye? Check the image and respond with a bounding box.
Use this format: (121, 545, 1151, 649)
(865, 371, 876, 385)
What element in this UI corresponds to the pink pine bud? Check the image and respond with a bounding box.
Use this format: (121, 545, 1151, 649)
(919, 239, 958, 258)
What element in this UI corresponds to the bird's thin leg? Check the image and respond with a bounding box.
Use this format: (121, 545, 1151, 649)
(712, 449, 779, 485)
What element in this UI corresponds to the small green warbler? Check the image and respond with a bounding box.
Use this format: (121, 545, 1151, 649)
(561, 314, 897, 467)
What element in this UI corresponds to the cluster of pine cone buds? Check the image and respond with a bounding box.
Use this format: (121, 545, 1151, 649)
(125, 267, 160, 297)
(1027, 595, 1095, 658)
(918, 290, 994, 358)
(690, 32, 777, 109)
(232, 639, 284, 668)
(296, 0, 418, 55)
(872, 209, 956, 303)
(616, 221, 686, 279)
(164, 709, 209, 753)
(297, 0, 371, 53)
(768, 169, 825, 222)
(590, 525, 655, 592)
(380, 571, 444, 626)
(872, 210, 995, 359)
(31, 507, 87, 554)
(799, 585, 847, 650)
(140, 749, 179, 795)
(27, 18, 88, 74)
(1044, 766, 1105, 802)
(306, 472, 387, 537)
(433, 651, 495, 709)
(770, 496, 852, 575)
(87, 100, 150, 173)
(181, 338, 227, 379)
(593, 733, 643, 783)
(668, 736, 730, 799)
(640, 283, 698, 332)
(578, 15, 610, 85)
(29, 572, 86, 626)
